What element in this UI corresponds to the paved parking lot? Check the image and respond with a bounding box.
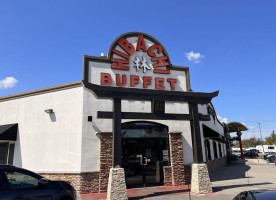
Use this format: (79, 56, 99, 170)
(81, 159, 276, 200)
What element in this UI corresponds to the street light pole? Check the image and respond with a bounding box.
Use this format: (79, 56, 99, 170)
(258, 123, 265, 154)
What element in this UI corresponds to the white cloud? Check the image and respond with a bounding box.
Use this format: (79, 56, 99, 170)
(0, 77, 18, 89)
(217, 115, 228, 123)
(186, 51, 204, 63)
(241, 122, 254, 130)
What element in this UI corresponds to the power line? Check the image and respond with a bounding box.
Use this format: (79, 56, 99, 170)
(238, 120, 276, 123)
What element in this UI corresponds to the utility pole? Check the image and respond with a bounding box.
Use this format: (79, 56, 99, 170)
(258, 123, 265, 154)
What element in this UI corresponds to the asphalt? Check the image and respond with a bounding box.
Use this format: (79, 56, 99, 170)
(80, 158, 276, 200)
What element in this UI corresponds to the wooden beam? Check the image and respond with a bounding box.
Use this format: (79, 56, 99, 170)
(83, 81, 219, 104)
(112, 98, 122, 167)
(98, 111, 192, 120)
(190, 102, 204, 163)
(98, 111, 210, 121)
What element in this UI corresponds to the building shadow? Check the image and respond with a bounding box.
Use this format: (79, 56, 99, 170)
(13, 127, 22, 167)
(210, 159, 251, 182)
(213, 182, 274, 192)
(128, 188, 190, 200)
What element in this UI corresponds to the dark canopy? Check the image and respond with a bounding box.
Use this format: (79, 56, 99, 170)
(203, 125, 226, 143)
(0, 123, 18, 141)
(227, 122, 248, 133)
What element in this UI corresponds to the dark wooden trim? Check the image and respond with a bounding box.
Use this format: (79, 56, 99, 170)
(186, 68, 192, 91)
(168, 66, 191, 91)
(113, 98, 122, 167)
(98, 111, 192, 120)
(190, 102, 204, 163)
(198, 114, 211, 121)
(83, 81, 218, 103)
(83, 55, 111, 82)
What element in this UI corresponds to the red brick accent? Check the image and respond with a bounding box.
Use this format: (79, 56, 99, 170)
(80, 172, 100, 194)
(40, 172, 99, 194)
(163, 166, 172, 186)
(168, 132, 186, 186)
(99, 132, 113, 192)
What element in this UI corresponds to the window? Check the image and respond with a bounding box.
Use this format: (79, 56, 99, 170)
(218, 143, 222, 158)
(268, 146, 275, 150)
(5, 171, 39, 190)
(122, 121, 168, 138)
(213, 141, 218, 159)
(0, 142, 15, 165)
(204, 139, 211, 161)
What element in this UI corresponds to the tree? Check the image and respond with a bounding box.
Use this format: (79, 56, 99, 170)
(264, 131, 276, 145)
(234, 137, 262, 148)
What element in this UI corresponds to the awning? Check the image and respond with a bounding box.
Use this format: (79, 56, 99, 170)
(226, 122, 248, 133)
(0, 123, 18, 141)
(203, 125, 226, 143)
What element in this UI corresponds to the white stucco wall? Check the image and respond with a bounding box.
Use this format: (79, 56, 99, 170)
(81, 88, 113, 171)
(0, 86, 84, 173)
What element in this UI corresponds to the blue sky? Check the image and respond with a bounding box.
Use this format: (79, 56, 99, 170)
(1, 0, 276, 139)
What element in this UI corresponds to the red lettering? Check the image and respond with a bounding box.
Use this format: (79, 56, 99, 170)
(101, 73, 112, 85)
(112, 49, 129, 59)
(154, 69, 170, 74)
(117, 38, 135, 55)
(136, 34, 146, 52)
(152, 56, 169, 68)
(151, 56, 170, 74)
(143, 76, 152, 88)
(116, 74, 127, 87)
(111, 58, 129, 71)
(131, 75, 139, 87)
(155, 78, 165, 90)
(167, 79, 177, 90)
(147, 44, 162, 57)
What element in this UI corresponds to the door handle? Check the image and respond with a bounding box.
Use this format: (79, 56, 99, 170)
(144, 157, 147, 165)
(140, 157, 147, 165)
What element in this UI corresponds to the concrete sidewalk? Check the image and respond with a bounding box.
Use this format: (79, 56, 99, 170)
(81, 159, 276, 200)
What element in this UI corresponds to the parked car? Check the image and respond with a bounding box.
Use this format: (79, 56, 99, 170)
(266, 153, 276, 163)
(0, 165, 76, 200)
(233, 190, 276, 200)
(264, 152, 274, 160)
(244, 151, 258, 158)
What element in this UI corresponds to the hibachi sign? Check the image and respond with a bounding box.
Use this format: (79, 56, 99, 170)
(84, 32, 188, 92)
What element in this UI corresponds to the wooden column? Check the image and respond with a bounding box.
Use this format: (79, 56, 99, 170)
(112, 98, 122, 167)
(190, 102, 204, 163)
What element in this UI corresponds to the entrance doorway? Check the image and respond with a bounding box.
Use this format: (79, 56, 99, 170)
(121, 121, 170, 188)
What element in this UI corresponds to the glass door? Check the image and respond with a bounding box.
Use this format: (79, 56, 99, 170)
(144, 139, 161, 186)
(121, 121, 170, 188)
(122, 138, 169, 188)
(122, 139, 144, 187)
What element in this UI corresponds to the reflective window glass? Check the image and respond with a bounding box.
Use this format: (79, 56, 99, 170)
(122, 122, 168, 138)
(5, 171, 39, 189)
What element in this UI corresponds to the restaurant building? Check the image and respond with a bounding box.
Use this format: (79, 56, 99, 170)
(0, 32, 229, 194)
